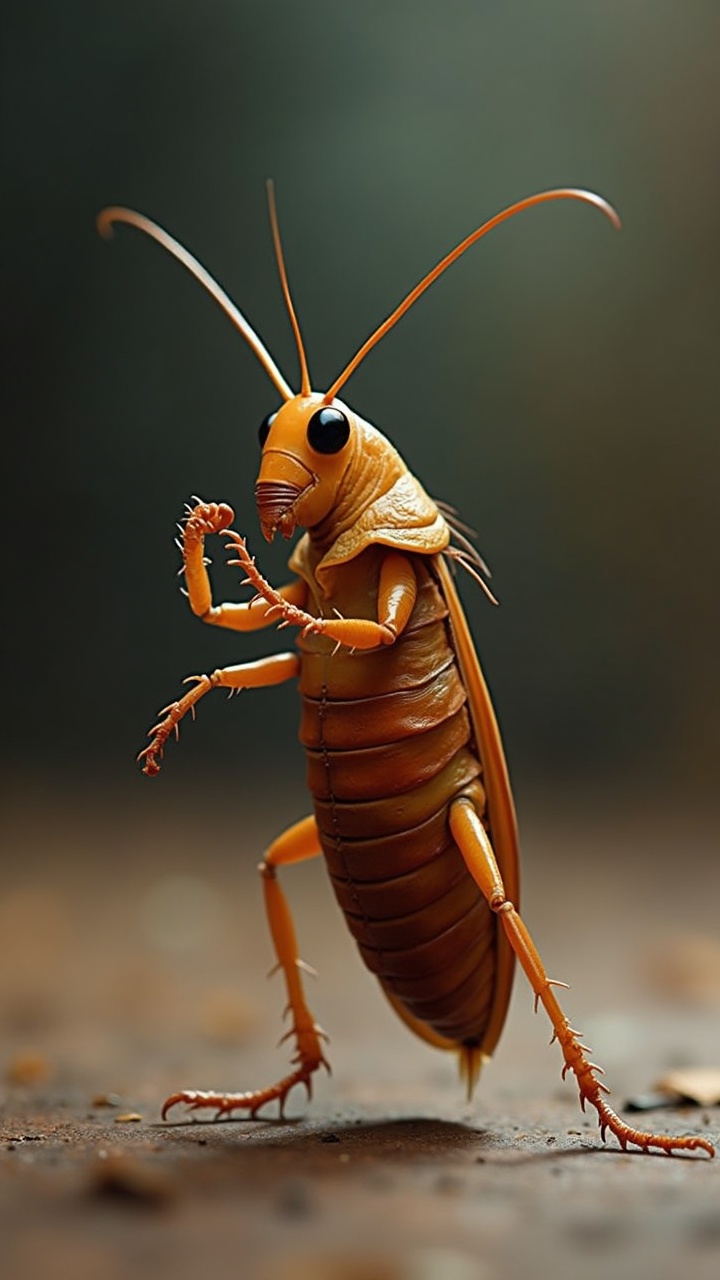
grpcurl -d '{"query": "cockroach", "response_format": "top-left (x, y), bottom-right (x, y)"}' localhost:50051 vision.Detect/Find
top-left (98, 187), bottom-right (715, 1157)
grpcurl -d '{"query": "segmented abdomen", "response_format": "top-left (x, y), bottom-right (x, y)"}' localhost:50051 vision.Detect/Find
top-left (298, 555), bottom-right (496, 1047)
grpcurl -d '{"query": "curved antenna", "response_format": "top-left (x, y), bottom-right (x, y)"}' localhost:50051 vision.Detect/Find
top-left (323, 188), bottom-right (621, 404)
top-left (97, 207), bottom-right (294, 401)
top-left (266, 181), bottom-right (311, 396)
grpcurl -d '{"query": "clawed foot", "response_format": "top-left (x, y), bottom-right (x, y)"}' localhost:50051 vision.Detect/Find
top-left (162, 1013), bottom-right (330, 1122)
top-left (560, 1024), bottom-right (715, 1157)
top-left (162, 1059), bottom-right (329, 1123)
top-left (589, 1094), bottom-right (715, 1158)
top-left (137, 675), bottom-right (212, 776)
top-left (182, 498), bottom-right (235, 546)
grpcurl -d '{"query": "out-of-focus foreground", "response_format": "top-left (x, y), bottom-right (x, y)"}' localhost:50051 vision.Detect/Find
top-left (1, 780), bottom-right (718, 1280)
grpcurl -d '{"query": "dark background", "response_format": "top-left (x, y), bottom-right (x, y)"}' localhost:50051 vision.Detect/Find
top-left (3, 1), bottom-right (719, 802)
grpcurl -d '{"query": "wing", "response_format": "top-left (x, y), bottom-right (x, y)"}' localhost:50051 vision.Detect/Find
top-left (435, 554), bottom-right (520, 1060)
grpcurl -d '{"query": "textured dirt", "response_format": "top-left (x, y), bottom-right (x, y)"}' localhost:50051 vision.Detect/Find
top-left (1, 779), bottom-right (718, 1280)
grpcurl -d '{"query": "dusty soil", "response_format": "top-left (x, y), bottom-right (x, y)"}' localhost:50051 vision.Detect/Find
top-left (1, 779), bottom-right (718, 1280)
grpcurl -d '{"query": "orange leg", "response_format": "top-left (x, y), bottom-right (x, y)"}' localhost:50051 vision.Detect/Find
top-left (162, 814), bottom-right (330, 1122)
top-left (450, 798), bottom-right (715, 1158)
top-left (139, 652), bottom-right (300, 775)
top-left (225, 532), bottom-right (417, 650)
top-left (180, 499), bottom-right (308, 631)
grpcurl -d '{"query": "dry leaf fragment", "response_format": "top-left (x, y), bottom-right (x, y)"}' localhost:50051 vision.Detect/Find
top-left (92, 1092), bottom-right (124, 1108)
top-left (654, 1066), bottom-right (720, 1107)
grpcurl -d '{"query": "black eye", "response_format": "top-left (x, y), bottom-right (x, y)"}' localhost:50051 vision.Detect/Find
top-left (306, 407), bottom-right (350, 455)
top-left (258, 411), bottom-right (277, 448)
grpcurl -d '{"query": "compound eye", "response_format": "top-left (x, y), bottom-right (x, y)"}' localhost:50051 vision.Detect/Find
top-left (306, 407), bottom-right (350, 455)
top-left (258, 411), bottom-right (277, 448)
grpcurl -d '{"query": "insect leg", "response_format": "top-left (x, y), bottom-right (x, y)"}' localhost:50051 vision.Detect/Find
top-left (449, 798), bottom-right (715, 1158)
top-left (139, 652), bottom-right (300, 775)
top-left (180, 501), bottom-right (308, 630)
top-left (162, 815), bottom-right (331, 1122)
top-left (227, 535), bottom-right (418, 649)
top-left (181, 499), bottom-right (235, 617)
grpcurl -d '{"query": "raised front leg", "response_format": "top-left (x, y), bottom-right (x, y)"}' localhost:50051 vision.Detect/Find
top-left (181, 498), bottom-right (236, 616)
top-left (449, 798), bottom-right (715, 1158)
top-left (181, 498), bottom-right (308, 630)
top-left (162, 814), bottom-right (329, 1121)
top-left (226, 532), bottom-right (417, 649)
top-left (139, 652), bottom-right (299, 775)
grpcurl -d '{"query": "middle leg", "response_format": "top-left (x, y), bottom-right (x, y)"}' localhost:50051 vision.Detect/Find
top-left (139, 651), bottom-right (300, 775)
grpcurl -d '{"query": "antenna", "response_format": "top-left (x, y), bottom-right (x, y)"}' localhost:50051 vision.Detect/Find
top-left (97, 207), bottom-right (294, 400)
top-left (323, 188), bottom-right (620, 403)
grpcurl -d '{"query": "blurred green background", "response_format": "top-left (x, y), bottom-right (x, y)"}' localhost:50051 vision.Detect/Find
top-left (3, 0), bottom-right (719, 804)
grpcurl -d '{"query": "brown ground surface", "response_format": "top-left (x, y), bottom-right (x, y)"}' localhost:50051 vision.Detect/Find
top-left (1, 778), bottom-right (719, 1280)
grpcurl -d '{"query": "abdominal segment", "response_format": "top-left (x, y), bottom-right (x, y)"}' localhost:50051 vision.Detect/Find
top-left (299, 557), bottom-right (497, 1047)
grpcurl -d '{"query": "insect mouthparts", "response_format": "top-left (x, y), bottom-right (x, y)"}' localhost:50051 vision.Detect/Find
top-left (255, 480), bottom-right (304, 541)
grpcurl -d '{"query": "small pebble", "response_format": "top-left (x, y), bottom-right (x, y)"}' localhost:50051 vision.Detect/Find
top-left (91, 1152), bottom-right (177, 1205)
top-left (5, 1052), bottom-right (52, 1085)
top-left (434, 1173), bottom-right (462, 1194)
top-left (275, 1178), bottom-right (313, 1218)
top-left (624, 1092), bottom-right (673, 1113)
top-left (688, 1211), bottom-right (720, 1248)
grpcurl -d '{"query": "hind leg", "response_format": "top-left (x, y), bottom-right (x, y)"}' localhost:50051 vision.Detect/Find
top-left (450, 798), bottom-right (714, 1157)
top-left (162, 814), bottom-right (330, 1121)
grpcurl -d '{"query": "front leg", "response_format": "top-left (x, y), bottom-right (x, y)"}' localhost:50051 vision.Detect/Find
top-left (227, 533), bottom-right (417, 650)
top-left (181, 500), bottom-right (307, 630)
top-left (181, 498), bottom-right (236, 617)
top-left (139, 653), bottom-right (299, 775)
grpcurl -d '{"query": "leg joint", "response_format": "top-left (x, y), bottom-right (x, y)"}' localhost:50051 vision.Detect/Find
top-left (258, 859), bottom-right (275, 881)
